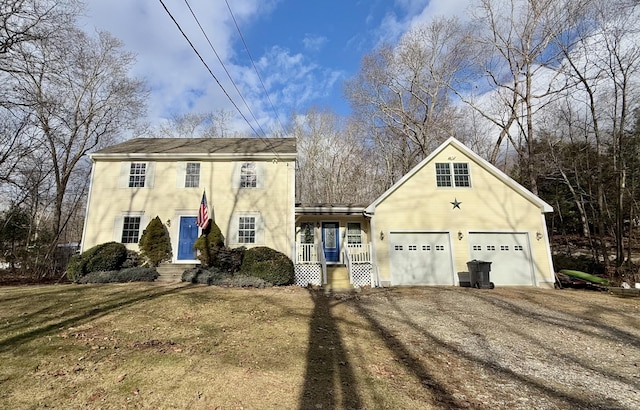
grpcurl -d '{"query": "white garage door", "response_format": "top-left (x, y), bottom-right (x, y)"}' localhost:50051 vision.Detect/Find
top-left (468, 232), bottom-right (534, 286)
top-left (389, 232), bottom-right (454, 285)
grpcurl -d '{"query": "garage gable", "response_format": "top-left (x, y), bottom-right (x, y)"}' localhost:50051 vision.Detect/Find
top-left (365, 137), bottom-right (552, 214)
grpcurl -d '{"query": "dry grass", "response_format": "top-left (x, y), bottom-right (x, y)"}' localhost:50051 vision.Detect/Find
top-left (0, 284), bottom-right (638, 409)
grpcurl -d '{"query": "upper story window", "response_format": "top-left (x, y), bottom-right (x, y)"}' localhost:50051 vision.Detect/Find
top-left (128, 163), bottom-right (146, 187)
top-left (185, 162), bottom-right (200, 188)
top-left (436, 162), bottom-right (471, 188)
top-left (347, 222), bottom-right (362, 244)
top-left (240, 162), bottom-right (257, 188)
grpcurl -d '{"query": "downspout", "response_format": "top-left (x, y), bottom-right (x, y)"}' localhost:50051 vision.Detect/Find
top-left (363, 209), bottom-right (381, 287)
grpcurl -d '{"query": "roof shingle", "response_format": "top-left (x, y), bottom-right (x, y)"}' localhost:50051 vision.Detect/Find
top-left (94, 137), bottom-right (296, 156)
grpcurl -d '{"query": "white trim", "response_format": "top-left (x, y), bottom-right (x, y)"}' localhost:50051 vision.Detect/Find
top-left (80, 159), bottom-right (97, 253)
top-left (365, 137), bottom-right (553, 214)
top-left (540, 213), bottom-right (555, 285)
top-left (289, 162), bottom-right (296, 261)
top-left (91, 152), bottom-right (296, 161)
top-left (295, 206), bottom-right (366, 215)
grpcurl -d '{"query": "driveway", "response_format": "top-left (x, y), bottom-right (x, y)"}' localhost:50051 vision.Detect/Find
top-left (337, 286), bottom-right (640, 409)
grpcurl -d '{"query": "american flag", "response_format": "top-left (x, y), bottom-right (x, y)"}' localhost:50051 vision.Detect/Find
top-left (196, 191), bottom-right (210, 230)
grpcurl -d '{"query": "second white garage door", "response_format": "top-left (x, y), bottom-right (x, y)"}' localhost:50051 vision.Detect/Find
top-left (389, 232), bottom-right (454, 285)
top-left (468, 232), bottom-right (534, 286)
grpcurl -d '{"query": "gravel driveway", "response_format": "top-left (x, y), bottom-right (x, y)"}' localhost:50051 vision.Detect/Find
top-left (347, 286), bottom-right (640, 409)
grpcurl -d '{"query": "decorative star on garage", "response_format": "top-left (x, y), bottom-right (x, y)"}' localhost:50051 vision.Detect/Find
top-left (451, 198), bottom-right (462, 209)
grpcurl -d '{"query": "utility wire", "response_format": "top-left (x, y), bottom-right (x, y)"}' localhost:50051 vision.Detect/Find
top-left (182, 0), bottom-right (271, 140)
top-left (224, 0), bottom-right (287, 136)
top-left (158, 0), bottom-right (263, 138)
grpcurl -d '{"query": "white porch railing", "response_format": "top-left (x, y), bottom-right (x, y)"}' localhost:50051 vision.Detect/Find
top-left (296, 243), bottom-right (318, 264)
top-left (295, 242), bottom-right (327, 285)
top-left (346, 243), bottom-right (372, 263)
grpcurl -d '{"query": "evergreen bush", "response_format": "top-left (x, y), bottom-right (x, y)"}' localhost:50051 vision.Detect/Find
top-left (181, 266), bottom-right (229, 285)
top-left (77, 267), bottom-right (158, 283)
top-left (240, 246), bottom-right (294, 286)
top-left (193, 220), bottom-right (225, 266)
top-left (139, 216), bottom-right (172, 266)
top-left (66, 242), bottom-right (127, 281)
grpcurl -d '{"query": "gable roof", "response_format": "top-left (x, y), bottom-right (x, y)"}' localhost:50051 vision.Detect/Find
top-left (91, 137), bottom-right (296, 160)
top-left (365, 137), bottom-right (553, 214)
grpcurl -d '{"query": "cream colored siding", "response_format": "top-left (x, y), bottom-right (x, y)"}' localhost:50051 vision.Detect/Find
top-left (371, 144), bottom-right (554, 287)
top-left (82, 158), bottom-right (295, 259)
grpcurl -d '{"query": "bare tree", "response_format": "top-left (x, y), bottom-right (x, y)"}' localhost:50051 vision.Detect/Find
top-left (152, 110), bottom-right (235, 138)
top-left (552, 0), bottom-right (640, 267)
top-left (293, 108), bottom-right (377, 204)
top-left (346, 16), bottom-right (470, 186)
top-left (0, 0), bottom-right (80, 55)
top-left (460, 0), bottom-right (593, 194)
top-left (7, 28), bottom-right (147, 272)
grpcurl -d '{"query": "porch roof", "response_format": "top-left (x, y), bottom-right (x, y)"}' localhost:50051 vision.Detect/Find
top-left (295, 203), bottom-right (367, 215)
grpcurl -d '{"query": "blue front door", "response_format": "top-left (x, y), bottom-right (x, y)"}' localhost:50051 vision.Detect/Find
top-left (322, 222), bottom-right (340, 262)
top-left (178, 216), bottom-right (198, 260)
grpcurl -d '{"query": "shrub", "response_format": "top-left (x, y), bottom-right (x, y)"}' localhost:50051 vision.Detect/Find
top-left (240, 246), bottom-right (294, 286)
top-left (193, 220), bottom-right (225, 266)
top-left (214, 246), bottom-right (245, 273)
top-left (181, 266), bottom-right (229, 285)
top-left (66, 242), bottom-right (127, 281)
top-left (121, 250), bottom-right (142, 269)
top-left (224, 274), bottom-right (271, 288)
top-left (84, 242), bottom-right (128, 273)
top-left (180, 267), bottom-right (270, 288)
top-left (139, 216), bottom-right (172, 267)
top-left (77, 267), bottom-right (158, 284)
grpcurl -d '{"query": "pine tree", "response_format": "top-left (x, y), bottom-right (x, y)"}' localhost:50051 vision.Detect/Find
top-left (139, 216), bottom-right (172, 267)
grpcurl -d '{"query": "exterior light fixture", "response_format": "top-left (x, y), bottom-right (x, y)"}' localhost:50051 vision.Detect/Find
top-left (458, 231), bottom-right (463, 240)
top-left (536, 231), bottom-right (543, 241)
top-left (380, 231), bottom-right (384, 240)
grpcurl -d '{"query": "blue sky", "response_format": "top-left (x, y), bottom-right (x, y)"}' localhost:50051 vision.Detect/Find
top-left (82, 0), bottom-right (470, 135)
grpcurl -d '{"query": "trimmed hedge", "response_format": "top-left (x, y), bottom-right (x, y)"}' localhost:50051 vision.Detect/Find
top-left (66, 242), bottom-right (128, 282)
top-left (181, 267), bottom-right (270, 288)
top-left (239, 246), bottom-right (294, 286)
top-left (77, 267), bottom-right (158, 284)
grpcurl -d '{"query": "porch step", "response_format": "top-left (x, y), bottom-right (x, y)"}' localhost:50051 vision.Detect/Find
top-left (325, 266), bottom-right (353, 292)
top-left (156, 263), bottom-right (197, 283)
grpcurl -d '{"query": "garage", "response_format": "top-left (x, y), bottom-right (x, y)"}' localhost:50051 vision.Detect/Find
top-left (468, 232), bottom-right (534, 286)
top-left (389, 232), bottom-right (454, 285)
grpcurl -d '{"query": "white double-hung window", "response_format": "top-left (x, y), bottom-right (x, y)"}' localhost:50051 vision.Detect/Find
top-left (240, 162), bottom-right (257, 188)
top-left (128, 163), bottom-right (146, 187)
top-left (185, 162), bottom-right (200, 188)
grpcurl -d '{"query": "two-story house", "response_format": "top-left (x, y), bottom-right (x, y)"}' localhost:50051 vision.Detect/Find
top-left (81, 138), bottom-right (296, 264)
top-left (81, 137), bottom-right (556, 288)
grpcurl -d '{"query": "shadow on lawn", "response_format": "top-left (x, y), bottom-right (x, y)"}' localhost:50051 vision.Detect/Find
top-left (299, 289), bottom-right (362, 410)
top-left (0, 284), bottom-right (188, 353)
top-left (354, 288), bottom-right (630, 409)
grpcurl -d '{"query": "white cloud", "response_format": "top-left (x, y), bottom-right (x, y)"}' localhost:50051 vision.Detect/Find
top-left (302, 34), bottom-right (328, 52)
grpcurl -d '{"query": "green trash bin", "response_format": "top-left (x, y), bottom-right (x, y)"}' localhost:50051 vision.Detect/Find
top-left (466, 260), bottom-right (495, 289)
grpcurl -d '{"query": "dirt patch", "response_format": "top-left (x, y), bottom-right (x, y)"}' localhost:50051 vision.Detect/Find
top-left (0, 284), bottom-right (638, 409)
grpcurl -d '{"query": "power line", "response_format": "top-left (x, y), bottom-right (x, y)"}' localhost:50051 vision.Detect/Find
top-left (157, 0), bottom-right (263, 138)
top-left (224, 0), bottom-right (287, 136)
top-left (182, 0), bottom-right (271, 139)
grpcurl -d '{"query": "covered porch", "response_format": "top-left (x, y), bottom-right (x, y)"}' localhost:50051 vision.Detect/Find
top-left (293, 205), bottom-right (375, 289)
